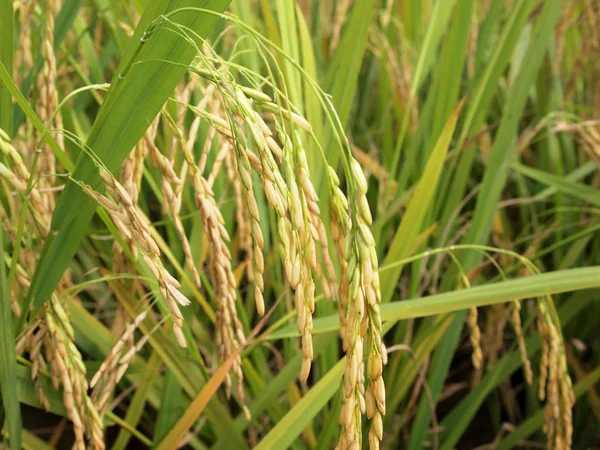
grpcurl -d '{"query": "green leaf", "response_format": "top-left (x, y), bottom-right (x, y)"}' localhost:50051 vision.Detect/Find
top-left (254, 359), bottom-right (344, 450)
top-left (0, 0), bottom-right (13, 135)
top-left (459, 0), bottom-right (563, 270)
top-left (268, 266), bottom-right (600, 339)
top-left (0, 221), bottom-right (21, 449)
top-left (512, 162), bottom-right (600, 207)
top-left (388, 0), bottom-right (457, 181)
top-left (296, 3), bottom-right (323, 173)
top-left (380, 100), bottom-right (464, 304)
top-left (28, 0), bottom-right (232, 310)
top-left (317, 0), bottom-right (376, 188)
top-left (154, 369), bottom-right (183, 445)
top-left (436, 0), bottom-right (535, 232)
top-left (276, 0), bottom-right (303, 113)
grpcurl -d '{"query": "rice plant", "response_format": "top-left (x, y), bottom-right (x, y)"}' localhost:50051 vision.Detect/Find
top-left (1, 1), bottom-right (599, 449)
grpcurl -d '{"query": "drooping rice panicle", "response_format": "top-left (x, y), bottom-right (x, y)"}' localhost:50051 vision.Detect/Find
top-left (468, 306), bottom-right (484, 384)
top-left (80, 168), bottom-right (191, 347)
top-left (537, 301), bottom-right (575, 449)
top-left (192, 169), bottom-right (249, 418)
top-left (511, 301), bottom-right (534, 385)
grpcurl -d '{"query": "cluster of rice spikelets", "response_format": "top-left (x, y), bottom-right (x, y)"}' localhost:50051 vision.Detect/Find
top-left (90, 312), bottom-right (150, 417)
top-left (17, 298), bottom-right (105, 449)
top-left (1, 129), bottom-right (107, 449)
top-left (36, 0), bottom-right (63, 221)
top-left (471, 291), bottom-right (572, 448)
top-left (13, 0), bottom-right (35, 87)
top-left (537, 301), bottom-right (575, 449)
top-left (482, 303), bottom-right (511, 370)
top-left (79, 167), bottom-right (191, 347)
top-left (159, 84), bottom-right (204, 289)
top-left (112, 140), bottom-right (147, 275)
top-left (467, 306), bottom-right (484, 384)
top-left (4, 16), bottom-right (384, 446)
top-left (192, 168), bottom-right (249, 418)
top-left (476, 265), bottom-right (533, 385)
top-left (0, 131), bottom-right (48, 230)
top-left (511, 301), bottom-right (533, 385)
top-left (185, 63), bottom-right (339, 383)
top-left (165, 82), bottom-right (253, 410)
top-left (330, 159), bottom-right (385, 450)
top-left (477, 305), bottom-right (528, 385)
top-left (464, 256), bottom-right (571, 449)
top-left (0, 8), bottom-right (591, 450)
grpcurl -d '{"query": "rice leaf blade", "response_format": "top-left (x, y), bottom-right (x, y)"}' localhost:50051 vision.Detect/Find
top-left (0, 222), bottom-right (21, 450)
top-left (512, 163), bottom-right (600, 207)
top-left (28, 0), bottom-right (232, 309)
top-left (380, 100), bottom-right (464, 304)
top-left (0, 0), bottom-right (13, 135)
top-left (459, 0), bottom-right (563, 269)
top-left (254, 359), bottom-right (344, 450)
top-left (268, 266), bottom-right (600, 339)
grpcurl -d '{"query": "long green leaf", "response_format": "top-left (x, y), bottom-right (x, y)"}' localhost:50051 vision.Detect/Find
top-left (388, 0), bottom-right (457, 181)
top-left (513, 162), bottom-right (600, 207)
top-left (154, 369), bottom-right (184, 445)
top-left (29, 0), bottom-right (232, 309)
top-left (0, 0), bottom-right (13, 135)
top-left (380, 100), bottom-right (464, 303)
top-left (0, 221), bottom-right (21, 449)
top-left (436, 0), bottom-right (535, 232)
top-left (459, 0), bottom-right (562, 269)
top-left (254, 359), bottom-right (344, 450)
top-left (268, 266), bottom-right (600, 339)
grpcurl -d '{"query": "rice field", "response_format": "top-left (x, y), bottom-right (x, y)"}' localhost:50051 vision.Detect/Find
top-left (1, 1), bottom-right (599, 449)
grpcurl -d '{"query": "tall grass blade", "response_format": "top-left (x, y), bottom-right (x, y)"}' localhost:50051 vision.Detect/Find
top-left (28, 0), bottom-right (232, 309)
top-left (317, 0), bottom-right (376, 187)
top-left (380, 100), bottom-right (464, 303)
top-left (254, 359), bottom-right (344, 450)
top-left (0, 222), bottom-right (21, 449)
top-left (269, 266), bottom-right (600, 339)
top-left (0, 0), bottom-right (13, 135)
top-left (513, 163), bottom-right (600, 207)
top-left (459, 0), bottom-right (562, 267)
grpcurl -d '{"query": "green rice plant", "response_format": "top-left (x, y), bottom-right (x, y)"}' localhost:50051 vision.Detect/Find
top-left (1, 1), bottom-right (599, 449)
